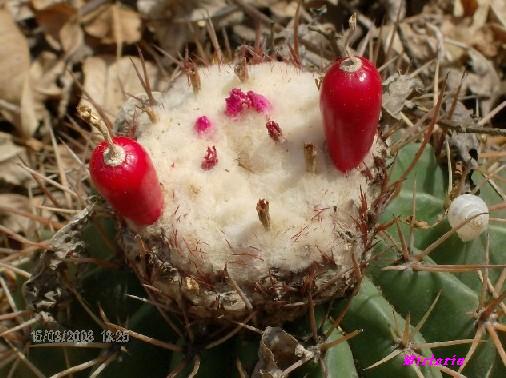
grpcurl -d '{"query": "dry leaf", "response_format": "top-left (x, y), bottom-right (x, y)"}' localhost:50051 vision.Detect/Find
top-left (0, 132), bottom-right (31, 185)
top-left (31, 52), bottom-right (73, 119)
top-left (253, 327), bottom-right (314, 378)
top-left (31, 0), bottom-right (79, 10)
top-left (138, 0), bottom-right (230, 55)
top-left (460, 0), bottom-right (479, 17)
top-left (270, 1), bottom-right (299, 19)
top-left (79, 56), bottom-right (162, 121)
top-left (381, 23), bottom-right (437, 63)
top-left (83, 3), bottom-right (141, 45)
top-left (33, 2), bottom-right (76, 48)
top-left (6, 0), bottom-right (34, 21)
top-left (491, 0), bottom-right (506, 28)
top-left (382, 73), bottom-right (423, 119)
top-left (0, 9), bottom-right (36, 137)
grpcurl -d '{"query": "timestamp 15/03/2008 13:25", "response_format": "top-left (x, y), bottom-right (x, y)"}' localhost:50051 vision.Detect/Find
top-left (31, 329), bottom-right (130, 344)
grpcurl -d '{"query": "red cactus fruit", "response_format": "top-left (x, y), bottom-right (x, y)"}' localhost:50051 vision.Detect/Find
top-left (89, 136), bottom-right (164, 226)
top-left (320, 56), bottom-right (382, 173)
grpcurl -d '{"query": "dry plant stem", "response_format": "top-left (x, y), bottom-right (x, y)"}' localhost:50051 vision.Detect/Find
top-left (49, 356), bottom-right (106, 378)
top-left (383, 263), bottom-right (506, 272)
top-left (365, 349), bottom-right (402, 370)
top-left (292, 0), bottom-right (302, 66)
top-left (307, 284), bottom-right (318, 342)
top-left (413, 211), bottom-right (486, 261)
top-left (458, 325), bottom-right (485, 373)
top-left (188, 355), bottom-right (201, 378)
top-left (204, 312), bottom-right (256, 350)
top-left (324, 280), bottom-right (363, 339)
top-left (390, 81), bottom-right (446, 189)
top-left (4, 339), bottom-right (44, 378)
top-left (167, 358), bottom-right (188, 378)
top-left (447, 70), bottom-right (466, 120)
top-left (0, 310), bottom-right (30, 321)
top-left (89, 350), bottom-right (119, 378)
top-left (480, 233), bottom-right (490, 309)
top-left (63, 276), bottom-right (106, 330)
top-left (71, 73), bottom-right (114, 133)
top-left (226, 270), bottom-right (253, 310)
top-left (416, 339), bottom-right (476, 349)
top-left (485, 323), bottom-right (506, 365)
top-left (206, 19), bottom-right (222, 63)
top-left (478, 100), bottom-right (506, 127)
top-left (395, 218), bottom-right (410, 261)
top-left (345, 13), bottom-right (357, 58)
top-left (320, 329), bottom-right (362, 352)
top-left (18, 163), bottom-right (78, 198)
top-left (0, 316), bottom-right (40, 337)
top-left (415, 291), bottom-right (441, 332)
top-left (46, 118), bottom-right (72, 208)
top-left (28, 170), bottom-right (61, 208)
top-left (230, 0), bottom-right (283, 33)
top-left (104, 321), bottom-right (182, 352)
top-left (0, 225), bottom-right (49, 249)
top-left (236, 359), bottom-right (247, 378)
top-left (0, 206), bottom-right (62, 229)
top-left (413, 109), bottom-right (506, 137)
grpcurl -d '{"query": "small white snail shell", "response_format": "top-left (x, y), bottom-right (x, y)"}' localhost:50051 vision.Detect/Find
top-left (448, 194), bottom-right (489, 242)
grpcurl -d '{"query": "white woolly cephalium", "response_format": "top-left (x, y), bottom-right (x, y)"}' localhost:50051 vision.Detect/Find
top-left (115, 62), bottom-right (387, 320)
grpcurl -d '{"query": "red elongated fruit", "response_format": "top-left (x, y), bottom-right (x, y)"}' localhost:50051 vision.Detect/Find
top-left (320, 56), bottom-right (382, 173)
top-left (89, 136), bottom-right (164, 226)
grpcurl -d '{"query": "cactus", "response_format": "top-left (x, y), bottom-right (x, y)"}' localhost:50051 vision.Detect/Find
top-left (1, 16), bottom-right (505, 378)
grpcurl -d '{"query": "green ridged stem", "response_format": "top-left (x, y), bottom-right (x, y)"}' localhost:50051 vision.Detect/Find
top-left (334, 277), bottom-right (442, 378)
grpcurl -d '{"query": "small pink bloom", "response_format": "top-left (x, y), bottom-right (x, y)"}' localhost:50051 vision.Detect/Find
top-left (247, 91), bottom-right (271, 113)
top-left (225, 88), bottom-right (251, 117)
top-left (201, 146), bottom-right (218, 170)
top-left (194, 116), bottom-right (213, 135)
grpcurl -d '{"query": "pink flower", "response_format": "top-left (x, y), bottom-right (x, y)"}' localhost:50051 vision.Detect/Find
top-left (224, 88), bottom-right (271, 117)
top-left (225, 89), bottom-right (251, 117)
top-left (194, 116), bottom-right (213, 135)
top-left (247, 91), bottom-right (271, 113)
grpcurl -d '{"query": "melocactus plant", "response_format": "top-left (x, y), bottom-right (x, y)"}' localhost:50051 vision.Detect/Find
top-left (103, 60), bottom-right (388, 322)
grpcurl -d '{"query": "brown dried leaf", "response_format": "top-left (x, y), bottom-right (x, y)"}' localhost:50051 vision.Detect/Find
top-left (252, 327), bottom-right (314, 378)
top-left (270, 0), bottom-right (299, 19)
top-left (381, 23), bottom-right (436, 63)
top-left (33, 2), bottom-right (76, 49)
top-left (31, 0), bottom-right (76, 10)
top-left (139, 0), bottom-right (232, 55)
top-left (491, 0), bottom-right (506, 28)
top-left (23, 205), bottom-right (94, 313)
top-left (79, 56), bottom-right (161, 121)
top-left (83, 3), bottom-right (141, 45)
top-left (6, 0), bottom-right (33, 21)
top-left (382, 73), bottom-right (423, 119)
top-left (0, 9), bottom-right (35, 137)
top-left (460, 0), bottom-right (479, 17)
top-left (0, 132), bottom-right (31, 185)
top-left (31, 52), bottom-right (72, 119)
